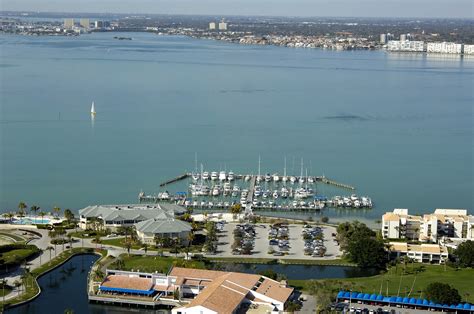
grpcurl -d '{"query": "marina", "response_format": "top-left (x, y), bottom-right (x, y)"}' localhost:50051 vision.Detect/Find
top-left (138, 167), bottom-right (372, 212)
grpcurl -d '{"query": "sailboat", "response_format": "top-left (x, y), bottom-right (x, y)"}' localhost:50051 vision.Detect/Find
top-left (90, 101), bottom-right (96, 116)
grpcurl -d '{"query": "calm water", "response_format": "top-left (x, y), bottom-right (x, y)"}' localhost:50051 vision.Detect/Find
top-left (210, 262), bottom-right (378, 280)
top-left (1, 32), bottom-right (473, 222)
top-left (6, 254), bottom-right (376, 313)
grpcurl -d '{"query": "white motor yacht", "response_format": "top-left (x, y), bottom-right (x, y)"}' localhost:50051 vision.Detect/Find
top-left (308, 176), bottom-right (314, 183)
top-left (273, 174), bottom-right (280, 182)
top-left (211, 171), bottom-right (218, 180)
top-left (228, 171), bottom-right (235, 181)
top-left (192, 173), bottom-right (200, 181)
top-left (265, 174), bottom-right (271, 182)
top-left (244, 175), bottom-right (251, 181)
top-left (290, 176), bottom-right (296, 184)
top-left (202, 172), bottom-right (210, 180)
top-left (272, 190), bottom-right (279, 199)
top-left (219, 171), bottom-right (227, 181)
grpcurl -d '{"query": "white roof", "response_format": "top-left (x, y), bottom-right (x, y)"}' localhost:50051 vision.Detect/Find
top-left (79, 204), bottom-right (185, 223)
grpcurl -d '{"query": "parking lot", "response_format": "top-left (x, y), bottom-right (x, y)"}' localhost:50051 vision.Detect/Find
top-left (213, 222), bottom-right (342, 260)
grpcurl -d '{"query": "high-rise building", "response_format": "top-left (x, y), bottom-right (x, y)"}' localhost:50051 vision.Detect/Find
top-left (80, 18), bottom-right (90, 29)
top-left (64, 18), bottom-right (74, 29)
top-left (218, 19), bottom-right (227, 31)
top-left (209, 22), bottom-right (216, 30)
top-left (382, 208), bottom-right (473, 242)
top-left (400, 34), bottom-right (407, 41)
top-left (94, 21), bottom-right (103, 29)
top-left (380, 34), bottom-right (387, 44)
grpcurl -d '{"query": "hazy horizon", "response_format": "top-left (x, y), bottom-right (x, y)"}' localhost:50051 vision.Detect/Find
top-left (1, 0), bottom-right (473, 19)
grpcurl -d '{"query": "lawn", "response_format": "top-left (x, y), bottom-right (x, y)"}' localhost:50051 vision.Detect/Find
top-left (110, 254), bottom-right (206, 273)
top-left (0, 232), bottom-right (25, 242)
top-left (0, 244), bottom-right (40, 269)
top-left (289, 265), bottom-right (474, 303)
top-left (100, 238), bottom-right (153, 251)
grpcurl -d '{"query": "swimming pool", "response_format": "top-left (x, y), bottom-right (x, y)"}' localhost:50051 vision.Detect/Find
top-left (12, 217), bottom-right (51, 225)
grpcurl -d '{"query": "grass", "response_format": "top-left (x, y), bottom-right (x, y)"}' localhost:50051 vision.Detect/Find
top-left (100, 238), bottom-right (156, 251)
top-left (0, 286), bottom-right (13, 297)
top-left (110, 254), bottom-right (206, 273)
top-left (0, 244), bottom-right (40, 269)
top-left (0, 232), bottom-right (25, 242)
top-left (288, 265), bottom-right (474, 303)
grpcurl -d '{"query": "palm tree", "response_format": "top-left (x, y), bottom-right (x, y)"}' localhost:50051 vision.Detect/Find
top-left (13, 280), bottom-right (21, 296)
top-left (94, 235), bottom-right (102, 249)
top-left (125, 241), bottom-right (132, 256)
top-left (154, 234), bottom-right (163, 248)
top-left (67, 234), bottom-right (73, 249)
top-left (38, 248), bottom-right (44, 265)
top-left (45, 246), bottom-right (54, 262)
top-left (142, 243), bottom-right (148, 255)
top-left (53, 206), bottom-right (61, 218)
top-left (18, 202), bottom-right (27, 218)
top-left (30, 205), bottom-right (40, 220)
top-left (38, 211), bottom-right (46, 224)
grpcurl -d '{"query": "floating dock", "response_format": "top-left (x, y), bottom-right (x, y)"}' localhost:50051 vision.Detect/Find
top-left (139, 170), bottom-right (371, 211)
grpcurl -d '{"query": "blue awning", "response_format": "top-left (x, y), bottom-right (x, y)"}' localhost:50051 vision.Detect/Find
top-left (463, 304), bottom-right (471, 310)
top-left (337, 291), bottom-right (345, 298)
top-left (370, 294), bottom-right (377, 300)
top-left (396, 297), bottom-right (403, 303)
top-left (99, 286), bottom-right (154, 296)
top-left (376, 295), bottom-right (384, 301)
top-left (402, 297), bottom-right (409, 304)
top-left (357, 293), bottom-right (364, 299)
top-left (409, 298), bottom-right (417, 304)
top-left (344, 292), bottom-right (350, 298)
top-left (416, 299), bottom-right (423, 305)
top-left (363, 293), bottom-right (371, 300)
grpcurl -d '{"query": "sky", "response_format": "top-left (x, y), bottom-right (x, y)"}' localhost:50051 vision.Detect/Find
top-left (1, 0), bottom-right (473, 18)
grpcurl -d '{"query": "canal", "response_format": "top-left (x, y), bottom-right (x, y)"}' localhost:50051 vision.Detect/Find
top-left (7, 254), bottom-right (377, 313)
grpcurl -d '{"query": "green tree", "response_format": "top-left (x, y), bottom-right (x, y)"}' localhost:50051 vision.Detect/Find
top-left (425, 282), bottom-right (461, 305)
top-left (53, 206), bottom-right (61, 217)
top-left (38, 211), bottom-right (46, 223)
top-left (64, 209), bottom-right (75, 223)
top-left (18, 202), bottom-right (27, 217)
top-left (45, 246), bottom-right (54, 262)
top-left (30, 205), bottom-right (40, 219)
top-left (125, 241), bottom-right (132, 256)
top-left (453, 240), bottom-right (474, 267)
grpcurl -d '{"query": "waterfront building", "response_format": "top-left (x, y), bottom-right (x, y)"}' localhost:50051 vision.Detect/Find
top-left (218, 19), bottom-right (227, 31)
top-left (94, 21), bottom-right (103, 28)
top-left (400, 34), bottom-right (407, 41)
top-left (79, 18), bottom-right (90, 29)
top-left (463, 44), bottom-right (474, 54)
top-left (135, 217), bottom-right (192, 245)
top-left (97, 267), bottom-right (295, 313)
top-left (380, 34), bottom-right (387, 44)
top-left (64, 18), bottom-right (74, 29)
top-left (426, 42), bottom-right (462, 54)
top-left (381, 209), bottom-right (421, 240)
top-left (78, 203), bottom-right (186, 231)
top-left (209, 22), bottom-right (216, 30)
top-left (382, 208), bottom-right (473, 242)
top-left (387, 40), bottom-right (424, 52)
top-left (388, 242), bottom-right (448, 264)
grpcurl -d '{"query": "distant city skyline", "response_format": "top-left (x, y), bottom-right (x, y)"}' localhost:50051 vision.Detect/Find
top-left (1, 0), bottom-right (473, 18)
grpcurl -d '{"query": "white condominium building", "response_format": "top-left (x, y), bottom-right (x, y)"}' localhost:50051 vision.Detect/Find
top-left (463, 44), bottom-right (474, 55)
top-left (426, 42), bottom-right (462, 54)
top-left (382, 208), bottom-right (473, 242)
top-left (388, 242), bottom-right (448, 264)
top-left (387, 40), bottom-right (424, 52)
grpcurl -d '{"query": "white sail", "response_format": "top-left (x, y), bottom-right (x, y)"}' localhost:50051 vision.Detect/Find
top-left (91, 101), bottom-right (96, 115)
